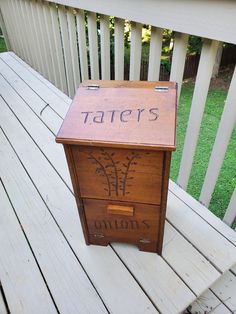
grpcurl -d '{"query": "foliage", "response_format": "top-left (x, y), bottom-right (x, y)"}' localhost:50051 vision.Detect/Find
top-left (0, 37), bottom-right (7, 53)
top-left (160, 58), bottom-right (171, 73)
top-left (187, 35), bottom-right (202, 54)
top-left (162, 29), bottom-right (174, 54)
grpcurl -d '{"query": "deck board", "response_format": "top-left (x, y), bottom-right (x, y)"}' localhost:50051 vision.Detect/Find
top-left (0, 51), bottom-right (236, 314)
top-left (0, 56), bottom-right (222, 295)
top-left (0, 57), bottom-right (62, 134)
top-left (169, 181), bottom-right (236, 246)
top-left (211, 271), bottom-right (236, 312)
top-left (167, 192), bottom-right (236, 272)
top-left (0, 70), bottom-right (71, 189)
top-left (0, 61), bottom-right (206, 311)
top-left (0, 53), bottom-right (69, 117)
top-left (0, 182), bottom-right (57, 314)
top-left (0, 288), bottom-right (8, 314)
top-left (188, 289), bottom-right (232, 314)
top-left (9, 52), bottom-right (71, 105)
top-left (0, 66), bottom-right (193, 313)
top-left (231, 264), bottom-right (236, 275)
top-left (0, 129), bottom-right (108, 314)
top-left (0, 60), bottom-right (160, 313)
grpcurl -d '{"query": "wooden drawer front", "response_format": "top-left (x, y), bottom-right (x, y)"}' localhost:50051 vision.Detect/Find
top-left (72, 146), bottom-right (163, 205)
top-left (84, 199), bottom-right (161, 252)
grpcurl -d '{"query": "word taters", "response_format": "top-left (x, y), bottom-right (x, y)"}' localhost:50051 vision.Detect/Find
top-left (81, 108), bottom-right (159, 124)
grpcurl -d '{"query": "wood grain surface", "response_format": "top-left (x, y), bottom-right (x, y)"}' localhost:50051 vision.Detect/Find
top-left (84, 198), bottom-right (161, 252)
top-left (72, 146), bottom-right (163, 204)
top-left (56, 80), bottom-right (177, 151)
top-left (56, 80), bottom-right (177, 253)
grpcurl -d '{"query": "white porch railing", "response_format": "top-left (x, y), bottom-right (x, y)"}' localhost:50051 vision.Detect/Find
top-left (0, 0), bottom-right (235, 227)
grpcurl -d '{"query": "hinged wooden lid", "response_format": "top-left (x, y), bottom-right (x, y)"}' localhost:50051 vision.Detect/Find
top-left (56, 80), bottom-right (177, 151)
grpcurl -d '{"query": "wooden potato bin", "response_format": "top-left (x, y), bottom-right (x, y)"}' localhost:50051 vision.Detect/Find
top-left (56, 80), bottom-right (177, 254)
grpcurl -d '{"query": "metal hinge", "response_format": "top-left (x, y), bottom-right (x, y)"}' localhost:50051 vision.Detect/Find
top-left (91, 233), bottom-right (105, 238)
top-left (139, 239), bottom-right (151, 244)
top-left (155, 86), bottom-right (169, 92)
top-left (85, 84), bottom-right (100, 90)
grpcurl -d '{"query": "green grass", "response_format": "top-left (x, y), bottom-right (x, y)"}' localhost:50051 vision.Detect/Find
top-left (0, 37), bottom-right (7, 53)
top-left (170, 81), bottom-right (236, 219)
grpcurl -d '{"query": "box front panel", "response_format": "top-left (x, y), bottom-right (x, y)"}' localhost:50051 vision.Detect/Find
top-left (72, 146), bottom-right (163, 205)
top-left (84, 198), bottom-right (160, 252)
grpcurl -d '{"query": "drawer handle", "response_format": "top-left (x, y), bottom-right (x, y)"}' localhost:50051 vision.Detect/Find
top-left (107, 204), bottom-right (134, 216)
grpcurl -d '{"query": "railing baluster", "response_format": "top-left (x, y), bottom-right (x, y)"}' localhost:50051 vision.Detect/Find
top-left (114, 18), bottom-right (124, 80)
top-left (29, 0), bottom-right (45, 75)
top-left (25, 0), bottom-right (40, 72)
top-left (49, 3), bottom-right (68, 94)
top-left (100, 14), bottom-right (110, 80)
top-left (67, 8), bottom-right (81, 89)
top-left (42, 2), bottom-right (58, 86)
top-left (9, 0), bottom-right (25, 60)
top-left (200, 65), bottom-right (236, 206)
top-left (87, 11), bottom-right (99, 80)
top-left (38, 0), bottom-right (55, 82)
top-left (0, 6), bottom-right (11, 50)
top-left (170, 32), bottom-right (189, 100)
top-left (41, 2), bottom-right (57, 84)
top-left (0, 1), bottom-right (15, 51)
top-left (129, 21), bottom-right (142, 80)
top-left (58, 5), bottom-right (75, 97)
top-left (177, 39), bottom-right (219, 190)
top-left (35, 0), bottom-right (51, 80)
top-left (18, 0), bottom-right (33, 65)
top-left (223, 188), bottom-right (236, 227)
top-left (76, 9), bottom-right (88, 81)
top-left (148, 27), bottom-right (163, 81)
top-left (11, 0), bottom-right (25, 58)
top-left (22, 0), bottom-right (39, 71)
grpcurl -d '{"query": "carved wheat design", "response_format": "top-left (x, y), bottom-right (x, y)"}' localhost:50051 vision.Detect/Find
top-left (88, 149), bottom-right (139, 197)
top-left (121, 153), bottom-right (139, 196)
top-left (88, 152), bottom-right (112, 196)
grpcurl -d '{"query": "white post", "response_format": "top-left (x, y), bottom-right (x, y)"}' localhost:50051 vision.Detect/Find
top-left (42, 1), bottom-right (59, 86)
top-left (58, 5), bottom-right (75, 97)
top-left (170, 32), bottom-right (189, 101)
top-left (67, 8), bottom-right (81, 89)
top-left (29, 0), bottom-right (45, 75)
top-left (129, 21), bottom-right (142, 80)
top-left (87, 11), bottom-right (99, 80)
top-left (50, 3), bottom-right (68, 93)
top-left (212, 42), bottom-right (223, 78)
top-left (100, 14), bottom-right (110, 80)
top-left (148, 27), bottom-right (163, 81)
top-left (200, 65), bottom-right (236, 206)
top-left (223, 188), bottom-right (236, 227)
top-left (76, 9), bottom-right (89, 81)
top-left (177, 39), bottom-right (219, 190)
top-left (114, 18), bottom-right (124, 80)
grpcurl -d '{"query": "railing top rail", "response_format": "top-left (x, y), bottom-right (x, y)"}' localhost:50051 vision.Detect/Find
top-left (44, 0), bottom-right (236, 44)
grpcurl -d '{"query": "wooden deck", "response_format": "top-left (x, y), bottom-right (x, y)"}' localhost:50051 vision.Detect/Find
top-left (0, 51), bottom-right (235, 314)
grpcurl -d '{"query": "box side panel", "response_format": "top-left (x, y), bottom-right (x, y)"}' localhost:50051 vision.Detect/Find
top-left (63, 144), bottom-right (90, 244)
